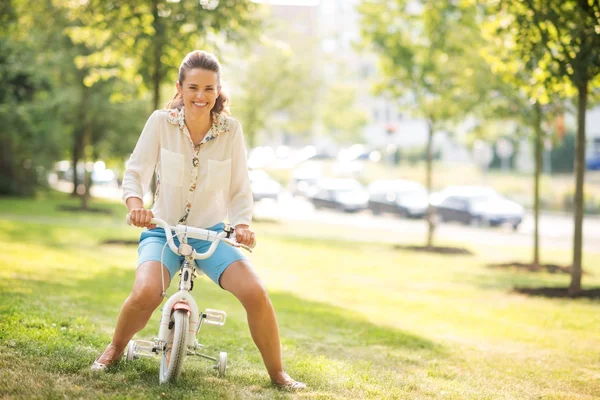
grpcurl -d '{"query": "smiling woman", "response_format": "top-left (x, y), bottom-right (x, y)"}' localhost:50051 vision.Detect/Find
top-left (91, 50), bottom-right (306, 390)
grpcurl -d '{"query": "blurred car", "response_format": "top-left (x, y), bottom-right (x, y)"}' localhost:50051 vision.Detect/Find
top-left (587, 155), bottom-right (600, 170)
top-left (431, 186), bottom-right (524, 230)
top-left (249, 169), bottom-right (282, 201)
top-left (367, 179), bottom-right (428, 218)
top-left (289, 165), bottom-right (321, 197)
top-left (308, 178), bottom-right (369, 212)
top-left (56, 160), bottom-right (117, 186)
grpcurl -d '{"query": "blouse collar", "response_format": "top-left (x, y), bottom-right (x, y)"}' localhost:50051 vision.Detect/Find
top-left (166, 107), bottom-right (229, 141)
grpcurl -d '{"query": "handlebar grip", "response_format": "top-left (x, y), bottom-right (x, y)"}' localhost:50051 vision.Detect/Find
top-left (126, 214), bottom-right (132, 226)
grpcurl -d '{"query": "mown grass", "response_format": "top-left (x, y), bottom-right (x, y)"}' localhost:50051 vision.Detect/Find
top-left (1, 192), bottom-right (599, 399)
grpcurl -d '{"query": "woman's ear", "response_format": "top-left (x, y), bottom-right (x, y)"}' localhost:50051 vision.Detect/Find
top-left (175, 81), bottom-right (182, 95)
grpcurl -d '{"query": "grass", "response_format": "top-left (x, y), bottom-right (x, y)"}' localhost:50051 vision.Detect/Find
top-left (1, 192), bottom-right (600, 399)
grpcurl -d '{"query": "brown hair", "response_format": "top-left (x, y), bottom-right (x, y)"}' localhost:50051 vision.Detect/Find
top-left (165, 50), bottom-right (230, 115)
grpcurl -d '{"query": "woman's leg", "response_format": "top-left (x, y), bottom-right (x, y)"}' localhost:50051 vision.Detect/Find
top-left (94, 261), bottom-right (170, 364)
top-left (219, 260), bottom-right (303, 387)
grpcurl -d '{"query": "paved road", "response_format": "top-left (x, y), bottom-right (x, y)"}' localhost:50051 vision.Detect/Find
top-left (254, 193), bottom-right (600, 252)
top-left (52, 180), bottom-right (599, 252)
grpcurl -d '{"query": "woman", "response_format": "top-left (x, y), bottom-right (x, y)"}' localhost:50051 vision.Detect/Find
top-left (91, 50), bottom-right (306, 391)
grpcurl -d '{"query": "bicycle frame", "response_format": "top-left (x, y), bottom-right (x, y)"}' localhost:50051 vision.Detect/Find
top-left (126, 216), bottom-right (251, 348)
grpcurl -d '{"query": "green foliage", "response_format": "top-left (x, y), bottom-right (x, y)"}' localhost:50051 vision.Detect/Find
top-left (230, 34), bottom-right (319, 148)
top-left (1, 0), bottom-right (264, 197)
top-left (0, 5), bottom-right (68, 195)
top-left (66, 0), bottom-right (263, 108)
top-left (321, 83), bottom-right (369, 144)
top-left (358, 1), bottom-right (487, 125)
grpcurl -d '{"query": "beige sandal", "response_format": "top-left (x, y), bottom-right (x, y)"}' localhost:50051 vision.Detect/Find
top-left (273, 379), bottom-right (307, 391)
top-left (90, 344), bottom-right (124, 371)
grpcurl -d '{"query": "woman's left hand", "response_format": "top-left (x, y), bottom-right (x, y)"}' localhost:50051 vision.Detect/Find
top-left (234, 225), bottom-right (256, 247)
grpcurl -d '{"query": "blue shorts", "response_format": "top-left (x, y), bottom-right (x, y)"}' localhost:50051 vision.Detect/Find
top-left (137, 222), bottom-right (247, 287)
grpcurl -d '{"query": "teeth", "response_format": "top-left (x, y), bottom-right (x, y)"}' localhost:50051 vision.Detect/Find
top-left (193, 102), bottom-right (207, 106)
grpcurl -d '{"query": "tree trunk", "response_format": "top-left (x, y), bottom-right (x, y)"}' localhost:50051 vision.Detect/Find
top-left (148, 0), bottom-right (164, 200)
top-left (425, 119), bottom-right (435, 248)
top-left (569, 80), bottom-right (587, 294)
top-left (80, 90), bottom-right (92, 210)
top-left (532, 103), bottom-right (542, 267)
top-left (71, 130), bottom-right (84, 197)
top-left (152, 0), bottom-right (163, 112)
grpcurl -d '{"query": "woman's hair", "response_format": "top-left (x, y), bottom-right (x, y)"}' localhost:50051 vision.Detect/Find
top-left (165, 50), bottom-right (230, 115)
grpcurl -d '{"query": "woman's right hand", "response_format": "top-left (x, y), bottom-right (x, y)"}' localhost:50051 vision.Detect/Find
top-left (129, 208), bottom-right (156, 229)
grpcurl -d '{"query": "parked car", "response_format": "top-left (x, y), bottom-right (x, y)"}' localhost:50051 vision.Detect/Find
top-left (587, 155), bottom-right (600, 170)
top-left (367, 179), bottom-right (428, 218)
top-left (308, 178), bottom-right (369, 212)
top-left (289, 165), bottom-right (321, 197)
top-left (431, 186), bottom-right (524, 230)
top-left (249, 169), bottom-right (282, 201)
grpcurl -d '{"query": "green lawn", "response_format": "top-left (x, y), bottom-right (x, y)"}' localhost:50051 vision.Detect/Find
top-left (1, 193), bottom-right (599, 399)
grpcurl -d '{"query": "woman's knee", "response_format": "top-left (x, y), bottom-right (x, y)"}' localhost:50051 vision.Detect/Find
top-left (128, 284), bottom-right (163, 311)
top-left (240, 281), bottom-right (272, 311)
top-left (128, 261), bottom-right (169, 310)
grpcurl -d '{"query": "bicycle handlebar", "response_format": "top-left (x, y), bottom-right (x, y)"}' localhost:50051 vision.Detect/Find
top-left (126, 214), bottom-right (255, 259)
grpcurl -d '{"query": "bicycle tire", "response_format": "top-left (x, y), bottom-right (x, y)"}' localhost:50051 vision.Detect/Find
top-left (159, 309), bottom-right (189, 384)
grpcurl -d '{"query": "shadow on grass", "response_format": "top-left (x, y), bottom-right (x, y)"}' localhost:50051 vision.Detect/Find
top-left (513, 286), bottom-right (600, 299)
top-left (487, 261), bottom-right (590, 276)
top-left (56, 205), bottom-right (114, 214)
top-left (394, 244), bottom-right (473, 255)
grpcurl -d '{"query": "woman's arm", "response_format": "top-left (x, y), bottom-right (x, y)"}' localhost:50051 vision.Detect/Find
top-left (228, 121), bottom-right (254, 228)
top-left (121, 111), bottom-right (161, 206)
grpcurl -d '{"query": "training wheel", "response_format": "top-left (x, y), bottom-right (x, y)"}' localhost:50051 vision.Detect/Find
top-left (217, 351), bottom-right (227, 376)
top-left (126, 340), bottom-right (137, 361)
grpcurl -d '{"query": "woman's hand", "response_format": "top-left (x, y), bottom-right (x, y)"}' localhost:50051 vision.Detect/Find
top-left (234, 225), bottom-right (256, 247)
top-left (129, 208), bottom-right (156, 229)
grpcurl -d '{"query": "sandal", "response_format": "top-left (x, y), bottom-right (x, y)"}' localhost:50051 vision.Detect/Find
top-left (90, 344), bottom-right (124, 371)
top-left (273, 379), bottom-right (307, 391)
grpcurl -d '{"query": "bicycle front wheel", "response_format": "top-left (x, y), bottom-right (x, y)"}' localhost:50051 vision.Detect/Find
top-left (159, 309), bottom-right (189, 384)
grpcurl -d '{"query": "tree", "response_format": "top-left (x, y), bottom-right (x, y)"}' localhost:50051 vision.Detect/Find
top-left (475, 7), bottom-right (570, 269)
top-left (321, 83), bottom-right (369, 144)
top-left (492, 0), bottom-right (600, 293)
top-left (359, 1), bottom-right (487, 248)
top-left (0, 0), bottom-right (70, 196)
top-left (230, 39), bottom-right (318, 148)
top-left (65, 0), bottom-right (262, 112)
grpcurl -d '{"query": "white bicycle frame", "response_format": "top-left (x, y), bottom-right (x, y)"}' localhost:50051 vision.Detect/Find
top-left (126, 215), bottom-right (254, 348)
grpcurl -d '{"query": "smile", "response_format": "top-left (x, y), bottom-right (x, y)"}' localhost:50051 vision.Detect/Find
top-left (193, 102), bottom-right (208, 107)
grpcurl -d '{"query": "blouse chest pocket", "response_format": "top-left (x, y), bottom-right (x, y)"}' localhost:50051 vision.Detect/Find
top-left (160, 148), bottom-right (184, 187)
top-left (206, 159), bottom-right (232, 191)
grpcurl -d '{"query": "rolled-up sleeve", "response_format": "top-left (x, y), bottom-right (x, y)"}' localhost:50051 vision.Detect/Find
top-left (121, 111), bottom-right (161, 204)
top-left (228, 121), bottom-right (254, 227)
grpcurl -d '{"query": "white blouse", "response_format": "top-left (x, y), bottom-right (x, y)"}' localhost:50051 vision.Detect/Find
top-left (122, 108), bottom-right (253, 229)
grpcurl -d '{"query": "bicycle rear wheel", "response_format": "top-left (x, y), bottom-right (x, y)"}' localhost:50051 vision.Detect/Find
top-left (159, 309), bottom-right (189, 384)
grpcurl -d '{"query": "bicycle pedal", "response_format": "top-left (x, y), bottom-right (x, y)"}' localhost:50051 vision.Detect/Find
top-left (203, 309), bottom-right (226, 326)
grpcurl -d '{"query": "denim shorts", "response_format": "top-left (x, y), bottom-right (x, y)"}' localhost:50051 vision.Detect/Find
top-left (137, 222), bottom-right (247, 287)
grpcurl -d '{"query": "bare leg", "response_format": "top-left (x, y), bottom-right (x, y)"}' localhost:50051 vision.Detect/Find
top-left (219, 260), bottom-right (303, 387)
top-left (94, 261), bottom-right (170, 364)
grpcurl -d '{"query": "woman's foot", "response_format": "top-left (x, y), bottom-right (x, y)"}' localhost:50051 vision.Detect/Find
top-left (90, 343), bottom-right (124, 371)
top-left (271, 372), bottom-right (307, 391)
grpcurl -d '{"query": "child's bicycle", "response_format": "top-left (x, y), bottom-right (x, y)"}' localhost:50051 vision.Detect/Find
top-left (124, 214), bottom-right (255, 384)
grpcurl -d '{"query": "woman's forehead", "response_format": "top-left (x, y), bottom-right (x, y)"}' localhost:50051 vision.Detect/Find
top-left (183, 68), bottom-right (218, 86)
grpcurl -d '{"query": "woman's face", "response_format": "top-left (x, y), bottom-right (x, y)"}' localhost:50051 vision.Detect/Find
top-left (176, 68), bottom-right (219, 119)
